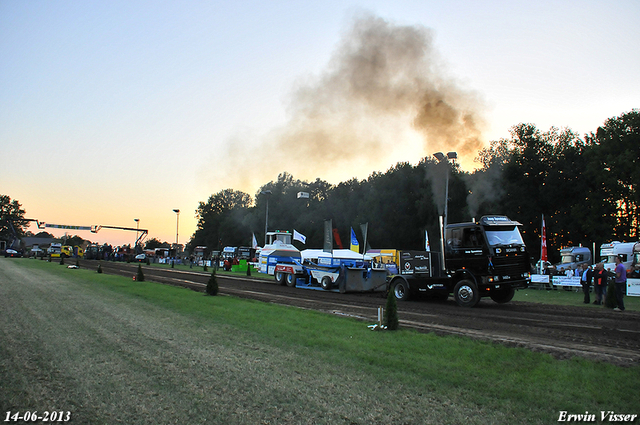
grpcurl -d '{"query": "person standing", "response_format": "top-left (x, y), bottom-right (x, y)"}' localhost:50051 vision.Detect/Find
top-left (581, 263), bottom-right (592, 304)
top-left (592, 263), bottom-right (607, 305)
top-left (613, 255), bottom-right (627, 312)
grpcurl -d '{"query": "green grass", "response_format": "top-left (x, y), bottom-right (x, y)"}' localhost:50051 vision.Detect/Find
top-left (514, 287), bottom-right (640, 311)
top-left (2, 258), bottom-right (639, 424)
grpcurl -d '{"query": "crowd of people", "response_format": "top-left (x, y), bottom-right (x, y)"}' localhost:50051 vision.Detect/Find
top-left (540, 255), bottom-right (639, 312)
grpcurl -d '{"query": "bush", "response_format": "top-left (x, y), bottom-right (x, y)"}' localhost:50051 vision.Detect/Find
top-left (59, 257), bottom-right (65, 265)
top-left (206, 270), bottom-right (218, 296)
top-left (97, 263), bottom-right (103, 273)
top-left (384, 289), bottom-right (399, 330)
top-left (246, 265), bottom-right (251, 276)
top-left (136, 264), bottom-right (145, 282)
top-left (204, 263), bottom-right (208, 272)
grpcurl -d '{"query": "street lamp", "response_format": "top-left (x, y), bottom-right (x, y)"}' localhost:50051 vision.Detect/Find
top-left (260, 190), bottom-right (272, 246)
top-left (173, 209), bottom-right (180, 249)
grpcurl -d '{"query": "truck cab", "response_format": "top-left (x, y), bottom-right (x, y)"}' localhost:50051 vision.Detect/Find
top-left (600, 241), bottom-right (636, 273)
top-left (390, 216), bottom-right (530, 307)
top-left (445, 216), bottom-right (529, 283)
top-left (554, 246), bottom-right (592, 274)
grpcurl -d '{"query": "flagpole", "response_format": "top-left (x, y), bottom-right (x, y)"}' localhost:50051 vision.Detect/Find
top-left (540, 214), bottom-right (544, 264)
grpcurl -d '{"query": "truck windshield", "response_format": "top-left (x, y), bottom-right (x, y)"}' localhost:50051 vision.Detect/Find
top-left (561, 254), bottom-right (575, 264)
top-left (485, 227), bottom-right (524, 246)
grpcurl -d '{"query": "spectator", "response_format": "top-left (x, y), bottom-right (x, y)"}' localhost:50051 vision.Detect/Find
top-left (581, 263), bottom-right (593, 304)
top-left (613, 255), bottom-right (627, 312)
top-left (592, 263), bottom-right (607, 305)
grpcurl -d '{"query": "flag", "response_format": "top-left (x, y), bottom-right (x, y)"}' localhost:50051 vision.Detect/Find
top-left (251, 233), bottom-right (258, 249)
top-left (425, 230), bottom-right (430, 251)
top-left (350, 227), bottom-right (359, 253)
top-left (293, 229), bottom-right (306, 244)
top-left (323, 219), bottom-right (333, 253)
top-left (333, 228), bottom-right (343, 249)
top-left (541, 214), bottom-right (548, 263)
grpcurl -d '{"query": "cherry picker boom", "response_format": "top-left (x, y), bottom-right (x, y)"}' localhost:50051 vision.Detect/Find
top-left (26, 219), bottom-right (149, 246)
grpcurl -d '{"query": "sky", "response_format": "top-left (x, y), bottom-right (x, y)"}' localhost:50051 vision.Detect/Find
top-left (1, 0), bottom-right (638, 248)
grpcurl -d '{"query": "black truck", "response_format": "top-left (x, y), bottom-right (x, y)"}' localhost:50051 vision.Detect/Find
top-left (389, 215), bottom-right (530, 307)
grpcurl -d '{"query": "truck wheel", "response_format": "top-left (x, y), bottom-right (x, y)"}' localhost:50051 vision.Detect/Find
top-left (275, 272), bottom-right (286, 285)
top-left (286, 273), bottom-right (296, 287)
top-left (321, 276), bottom-right (332, 290)
top-left (454, 280), bottom-right (480, 307)
top-left (490, 287), bottom-right (515, 304)
top-left (393, 280), bottom-right (410, 301)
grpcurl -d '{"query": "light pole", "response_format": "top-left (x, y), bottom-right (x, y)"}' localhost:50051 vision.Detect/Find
top-left (134, 218), bottom-right (139, 251)
top-left (260, 190), bottom-right (272, 246)
top-left (173, 209), bottom-right (180, 254)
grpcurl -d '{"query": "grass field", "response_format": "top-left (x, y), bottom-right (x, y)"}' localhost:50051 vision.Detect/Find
top-left (1, 258), bottom-right (639, 424)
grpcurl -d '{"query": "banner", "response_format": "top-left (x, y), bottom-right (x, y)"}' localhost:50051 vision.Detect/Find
top-left (425, 230), bottom-right (430, 251)
top-left (323, 220), bottom-right (333, 253)
top-left (360, 223), bottom-right (369, 253)
top-left (350, 227), bottom-right (359, 253)
top-left (293, 229), bottom-right (306, 244)
top-left (45, 223), bottom-right (92, 231)
top-left (251, 233), bottom-right (258, 249)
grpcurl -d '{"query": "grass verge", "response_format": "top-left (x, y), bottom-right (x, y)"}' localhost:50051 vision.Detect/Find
top-left (514, 287), bottom-right (640, 311)
top-left (1, 258), bottom-right (639, 424)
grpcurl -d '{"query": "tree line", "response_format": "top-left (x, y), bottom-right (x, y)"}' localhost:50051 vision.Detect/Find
top-left (187, 110), bottom-right (639, 265)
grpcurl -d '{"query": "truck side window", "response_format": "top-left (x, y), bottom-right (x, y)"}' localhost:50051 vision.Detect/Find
top-left (462, 228), bottom-right (483, 248)
top-left (448, 229), bottom-right (462, 248)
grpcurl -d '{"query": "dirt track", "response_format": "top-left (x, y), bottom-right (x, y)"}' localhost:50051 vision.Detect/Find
top-left (82, 259), bottom-right (640, 366)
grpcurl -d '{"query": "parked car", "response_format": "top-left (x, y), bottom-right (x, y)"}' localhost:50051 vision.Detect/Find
top-left (135, 253), bottom-right (146, 262)
top-left (5, 248), bottom-right (23, 258)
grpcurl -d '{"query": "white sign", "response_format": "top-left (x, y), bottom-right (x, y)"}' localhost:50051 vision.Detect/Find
top-left (628, 278), bottom-right (640, 297)
top-left (552, 276), bottom-right (582, 287)
top-left (531, 274), bottom-right (550, 284)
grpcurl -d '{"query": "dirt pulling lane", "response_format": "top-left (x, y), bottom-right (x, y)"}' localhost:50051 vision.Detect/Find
top-left (80, 259), bottom-right (640, 366)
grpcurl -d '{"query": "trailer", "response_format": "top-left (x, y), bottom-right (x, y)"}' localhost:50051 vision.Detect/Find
top-left (389, 216), bottom-right (530, 307)
top-left (258, 232), bottom-right (387, 292)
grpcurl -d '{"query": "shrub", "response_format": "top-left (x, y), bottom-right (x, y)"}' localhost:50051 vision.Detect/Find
top-left (246, 265), bottom-right (251, 276)
top-left (384, 289), bottom-right (399, 330)
top-left (59, 257), bottom-right (65, 265)
top-left (605, 278), bottom-right (617, 309)
top-left (136, 264), bottom-right (145, 282)
top-left (97, 263), bottom-right (103, 273)
top-left (206, 270), bottom-right (219, 296)
top-left (204, 263), bottom-right (208, 272)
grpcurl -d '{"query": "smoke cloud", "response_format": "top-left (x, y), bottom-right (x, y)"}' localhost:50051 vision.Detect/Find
top-left (201, 13), bottom-right (486, 193)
